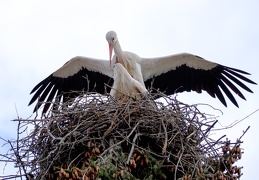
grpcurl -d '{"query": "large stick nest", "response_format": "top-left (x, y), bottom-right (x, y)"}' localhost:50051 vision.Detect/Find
top-left (1, 92), bottom-right (246, 180)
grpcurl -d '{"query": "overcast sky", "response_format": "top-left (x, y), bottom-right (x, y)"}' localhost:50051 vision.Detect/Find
top-left (0, 1), bottom-right (259, 179)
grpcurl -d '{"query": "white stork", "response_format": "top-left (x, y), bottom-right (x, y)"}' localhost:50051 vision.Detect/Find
top-left (111, 63), bottom-right (148, 102)
top-left (29, 31), bottom-right (256, 114)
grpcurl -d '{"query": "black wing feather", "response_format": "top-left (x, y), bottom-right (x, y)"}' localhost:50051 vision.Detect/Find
top-left (219, 74), bottom-right (246, 100)
top-left (29, 76), bottom-right (52, 105)
top-left (144, 64), bottom-right (256, 107)
top-left (223, 68), bottom-right (256, 92)
top-left (29, 68), bottom-right (113, 114)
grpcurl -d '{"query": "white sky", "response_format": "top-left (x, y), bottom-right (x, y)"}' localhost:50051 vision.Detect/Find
top-left (0, 0), bottom-right (259, 179)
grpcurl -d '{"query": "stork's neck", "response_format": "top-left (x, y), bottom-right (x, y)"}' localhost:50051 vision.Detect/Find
top-left (113, 40), bottom-right (126, 62)
top-left (113, 41), bottom-right (133, 71)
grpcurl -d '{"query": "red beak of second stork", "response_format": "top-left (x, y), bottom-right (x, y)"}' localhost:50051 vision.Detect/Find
top-left (108, 42), bottom-right (119, 66)
top-left (108, 43), bottom-right (114, 67)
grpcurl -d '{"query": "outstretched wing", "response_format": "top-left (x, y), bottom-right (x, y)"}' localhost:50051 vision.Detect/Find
top-left (141, 53), bottom-right (256, 107)
top-left (29, 56), bottom-right (113, 114)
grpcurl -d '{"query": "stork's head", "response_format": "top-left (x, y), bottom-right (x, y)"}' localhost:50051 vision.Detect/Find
top-left (112, 63), bottom-right (128, 80)
top-left (106, 31), bottom-right (118, 66)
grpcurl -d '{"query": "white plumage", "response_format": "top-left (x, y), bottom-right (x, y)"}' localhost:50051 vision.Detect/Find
top-left (110, 63), bottom-right (147, 102)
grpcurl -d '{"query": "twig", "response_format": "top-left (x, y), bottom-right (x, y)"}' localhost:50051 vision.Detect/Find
top-left (214, 108), bottom-right (259, 130)
top-left (161, 119), bottom-right (168, 155)
top-left (174, 143), bottom-right (184, 180)
top-left (127, 133), bottom-right (140, 164)
top-left (238, 126), bottom-right (250, 140)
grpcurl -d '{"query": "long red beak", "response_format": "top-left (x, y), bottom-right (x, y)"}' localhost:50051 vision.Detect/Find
top-left (108, 43), bottom-right (114, 67)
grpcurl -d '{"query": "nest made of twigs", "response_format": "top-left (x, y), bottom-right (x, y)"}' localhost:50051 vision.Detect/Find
top-left (1, 92), bottom-right (246, 180)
